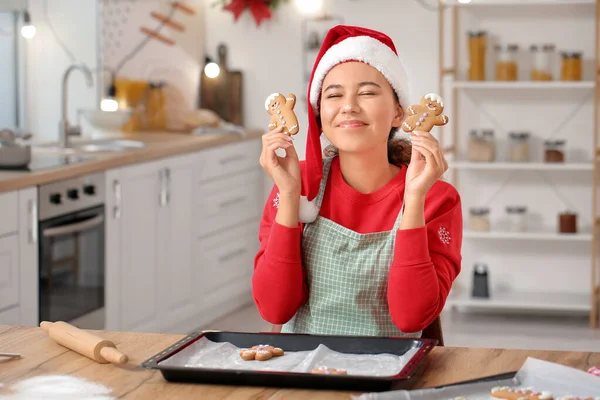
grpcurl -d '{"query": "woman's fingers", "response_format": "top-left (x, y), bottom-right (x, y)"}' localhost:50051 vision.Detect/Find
top-left (412, 143), bottom-right (443, 176)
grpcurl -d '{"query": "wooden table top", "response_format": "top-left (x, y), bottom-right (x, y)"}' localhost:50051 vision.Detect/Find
top-left (1, 325), bottom-right (598, 399)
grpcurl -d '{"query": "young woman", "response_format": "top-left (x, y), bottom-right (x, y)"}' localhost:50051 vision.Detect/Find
top-left (253, 25), bottom-right (462, 337)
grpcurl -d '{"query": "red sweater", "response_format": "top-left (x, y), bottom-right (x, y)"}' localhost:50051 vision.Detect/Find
top-left (252, 156), bottom-right (463, 333)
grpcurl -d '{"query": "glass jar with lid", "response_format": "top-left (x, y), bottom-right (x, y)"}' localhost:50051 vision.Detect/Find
top-left (469, 207), bottom-right (491, 232)
top-left (508, 131), bottom-right (531, 162)
top-left (495, 44), bottom-right (518, 81)
top-left (468, 31), bottom-right (487, 81)
top-left (530, 44), bottom-right (554, 81)
top-left (561, 52), bottom-right (582, 81)
top-left (506, 206), bottom-right (528, 232)
top-left (544, 139), bottom-right (566, 163)
top-left (467, 129), bottom-right (495, 162)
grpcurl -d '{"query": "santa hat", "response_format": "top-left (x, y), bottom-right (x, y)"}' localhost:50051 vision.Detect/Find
top-left (299, 25), bottom-right (412, 223)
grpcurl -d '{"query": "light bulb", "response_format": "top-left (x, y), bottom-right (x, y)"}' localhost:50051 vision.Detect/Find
top-left (21, 24), bottom-right (35, 39)
top-left (100, 98), bottom-right (119, 112)
top-left (204, 62), bottom-right (220, 79)
top-left (295, 0), bottom-right (323, 14)
top-left (458, 0), bottom-right (472, 3)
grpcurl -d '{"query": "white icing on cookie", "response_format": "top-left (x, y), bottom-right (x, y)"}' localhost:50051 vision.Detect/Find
top-left (425, 93), bottom-right (443, 107)
top-left (539, 392), bottom-right (553, 400)
top-left (265, 93), bottom-right (281, 110)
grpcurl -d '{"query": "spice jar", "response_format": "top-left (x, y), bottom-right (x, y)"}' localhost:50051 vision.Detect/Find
top-left (530, 44), bottom-right (554, 81)
top-left (468, 31), bottom-right (487, 81)
top-left (558, 211), bottom-right (577, 234)
top-left (508, 131), bottom-right (531, 162)
top-left (561, 52), bottom-right (583, 81)
top-left (506, 206), bottom-right (528, 232)
top-left (495, 44), bottom-right (518, 81)
top-left (469, 207), bottom-right (491, 232)
top-left (467, 130), bottom-right (495, 162)
top-left (544, 139), bottom-right (566, 163)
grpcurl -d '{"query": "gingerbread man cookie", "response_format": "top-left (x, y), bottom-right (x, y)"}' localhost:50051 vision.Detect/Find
top-left (239, 344), bottom-right (284, 361)
top-left (556, 397), bottom-right (600, 400)
top-left (401, 93), bottom-right (449, 133)
top-left (491, 386), bottom-right (553, 400)
top-left (265, 93), bottom-right (300, 135)
top-left (311, 366), bottom-right (347, 375)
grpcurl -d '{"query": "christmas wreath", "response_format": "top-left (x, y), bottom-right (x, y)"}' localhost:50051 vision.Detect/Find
top-left (213, 0), bottom-right (289, 27)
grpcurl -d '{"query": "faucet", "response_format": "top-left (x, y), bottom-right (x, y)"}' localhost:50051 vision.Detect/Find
top-left (59, 64), bottom-right (94, 148)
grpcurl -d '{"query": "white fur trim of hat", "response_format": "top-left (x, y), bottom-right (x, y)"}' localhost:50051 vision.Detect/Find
top-left (308, 35), bottom-right (411, 116)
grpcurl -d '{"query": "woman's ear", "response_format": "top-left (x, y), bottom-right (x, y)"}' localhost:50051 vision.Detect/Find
top-left (392, 105), bottom-right (404, 128)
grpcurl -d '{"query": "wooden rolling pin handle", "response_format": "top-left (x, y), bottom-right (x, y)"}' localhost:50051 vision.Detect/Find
top-left (100, 346), bottom-right (128, 364)
top-left (40, 321), bottom-right (129, 365)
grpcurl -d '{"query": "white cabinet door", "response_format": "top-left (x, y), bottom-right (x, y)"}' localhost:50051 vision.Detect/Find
top-left (0, 234), bottom-right (19, 313)
top-left (18, 187), bottom-right (38, 326)
top-left (156, 153), bottom-right (197, 330)
top-left (105, 160), bottom-right (162, 333)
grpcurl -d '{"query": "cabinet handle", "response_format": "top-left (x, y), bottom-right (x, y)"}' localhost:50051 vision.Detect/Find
top-left (159, 168), bottom-right (167, 207)
top-left (113, 179), bottom-right (121, 220)
top-left (219, 155), bottom-right (243, 165)
top-left (28, 199), bottom-right (37, 244)
top-left (165, 167), bottom-right (171, 206)
top-left (218, 248), bottom-right (247, 262)
top-left (219, 196), bottom-right (247, 208)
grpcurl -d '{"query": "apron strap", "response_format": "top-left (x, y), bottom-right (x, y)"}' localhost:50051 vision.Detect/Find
top-left (313, 156), bottom-right (334, 210)
top-left (392, 201), bottom-right (405, 231)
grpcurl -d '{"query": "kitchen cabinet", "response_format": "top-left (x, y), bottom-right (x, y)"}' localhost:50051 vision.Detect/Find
top-left (0, 187), bottom-right (38, 326)
top-left (105, 139), bottom-right (263, 333)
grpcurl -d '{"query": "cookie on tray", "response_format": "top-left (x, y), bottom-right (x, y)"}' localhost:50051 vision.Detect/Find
top-left (311, 366), bottom-right (347, 375)
top-left (491, 386), bottom-right (553, 400)
top-left (238, 344), bottom-right (284, 361)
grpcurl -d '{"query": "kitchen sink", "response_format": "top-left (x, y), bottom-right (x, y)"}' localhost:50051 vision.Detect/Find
top-left (33, 139), bottom-right (146, 154)
top-left (71, 139), bottom-right (146, 153)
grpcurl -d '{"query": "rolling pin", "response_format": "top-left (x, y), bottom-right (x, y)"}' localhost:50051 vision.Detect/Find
top-left (40, 321), bottom-right (128, 364)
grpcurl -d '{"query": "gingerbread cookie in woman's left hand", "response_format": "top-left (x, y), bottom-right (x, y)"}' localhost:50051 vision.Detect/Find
top-left (401, 93), bottom-right (449, 133)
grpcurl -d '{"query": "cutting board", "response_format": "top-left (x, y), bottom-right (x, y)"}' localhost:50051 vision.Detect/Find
top-left (200, 44), bottom-right (243, 126)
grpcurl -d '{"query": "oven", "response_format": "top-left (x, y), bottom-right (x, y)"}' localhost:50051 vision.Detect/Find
top-left (37, 172), bottom-right (106, 329)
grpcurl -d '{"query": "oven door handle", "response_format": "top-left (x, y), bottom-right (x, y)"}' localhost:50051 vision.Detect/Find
top-left (42, 214), bottom-right (104, 238)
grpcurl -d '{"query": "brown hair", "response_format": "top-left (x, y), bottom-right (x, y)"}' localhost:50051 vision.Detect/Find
top-left (321, 93), bottom-right (412, 166)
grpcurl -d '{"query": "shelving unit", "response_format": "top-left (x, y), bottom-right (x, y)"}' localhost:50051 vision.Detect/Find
top-left (438, 0), bottom-right (600, 327)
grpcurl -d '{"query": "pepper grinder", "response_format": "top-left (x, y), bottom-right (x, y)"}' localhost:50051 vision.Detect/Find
top-left (472, 263), bottom-right (490, 298)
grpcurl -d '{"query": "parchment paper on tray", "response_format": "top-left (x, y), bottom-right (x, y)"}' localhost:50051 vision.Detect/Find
top-left (158, 337), bottom-right (420, 377)
top-left (352, 357), bottom-right (600, 400)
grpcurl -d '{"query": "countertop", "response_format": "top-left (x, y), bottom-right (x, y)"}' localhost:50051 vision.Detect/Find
top-left (0, 129), bottom-right (263, 193)
top-left (1, 325), bottom-right (599, 399)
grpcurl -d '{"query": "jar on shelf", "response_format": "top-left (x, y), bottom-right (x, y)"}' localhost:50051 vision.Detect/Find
top-left (530, 44), bottom-right (554, 81)
top-left (508, 131), bottom-right (531, 162)
top-left (468, 31), bottom-right (487, 81)
top-left (469, 207), bottom-right (491, 232)
top-left (506, 206), bottom-right (528, 232)
top-left (561, 52), bottom-right (583, 81)
top-left (495, 44), bottom-right (518, 81)
top-left (544, 139), bottom-right (566, 163)
top-left (467, 129), bottom-right (495, 162)
top-left (558, 210), bottom-right (577, 234)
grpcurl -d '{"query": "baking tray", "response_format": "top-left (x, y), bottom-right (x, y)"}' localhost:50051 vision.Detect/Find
top-left (141, 331), bottom-right (437, 392)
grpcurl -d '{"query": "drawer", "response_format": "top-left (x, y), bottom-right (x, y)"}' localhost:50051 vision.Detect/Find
top-left (194, 221), bottom-right (259, 297)
top-left (0, 305), bottom-right (20, 325)
top-left (196, 140), bottom-right (261, 182)
top-left (195, 169), bottom-right (263, 237)
top-left (0, 191), bottom-right (18, 236)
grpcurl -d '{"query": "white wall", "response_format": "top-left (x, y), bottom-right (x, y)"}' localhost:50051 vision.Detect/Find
top-left (100, 0), bottom-right (204, 128)
top-left (0, 12), bottom-right (17, 129)
top-left (25, 0), bottom-right (99, 143)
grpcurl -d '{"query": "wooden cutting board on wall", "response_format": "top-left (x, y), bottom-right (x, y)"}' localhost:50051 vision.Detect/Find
top-left (199, 44), bottom-right (243, 126)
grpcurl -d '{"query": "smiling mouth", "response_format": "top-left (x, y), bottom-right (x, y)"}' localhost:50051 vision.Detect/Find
top-left (338, 121), bottom-right (367, 128)
top-left (427, 104), bottom-right (437, 111)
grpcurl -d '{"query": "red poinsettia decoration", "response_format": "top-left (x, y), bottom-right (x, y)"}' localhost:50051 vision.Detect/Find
top-left (217, 0), bottom-right (288, 27)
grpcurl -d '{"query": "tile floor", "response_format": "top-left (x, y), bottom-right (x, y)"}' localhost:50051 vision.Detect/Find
top-left (204, 303), bottom-right (600, 352)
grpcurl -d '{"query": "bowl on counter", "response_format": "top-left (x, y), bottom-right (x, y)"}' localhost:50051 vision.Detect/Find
top-left (80, 108), bottom-right (133, 138)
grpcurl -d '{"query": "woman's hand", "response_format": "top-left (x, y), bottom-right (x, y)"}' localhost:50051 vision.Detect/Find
top-left (405, 130), bottom-right (448, 200)
top-left (259, 127), bottom-right (301, 196)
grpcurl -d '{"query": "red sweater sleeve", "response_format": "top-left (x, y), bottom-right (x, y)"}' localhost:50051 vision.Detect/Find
top-left (252, 182), bottom-right (309, 324)
top-left (388, 180), bottom-right (463, 333)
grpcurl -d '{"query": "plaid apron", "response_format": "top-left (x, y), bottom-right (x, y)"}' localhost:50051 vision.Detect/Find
top-left (282, 157), bottom-right (422, 337)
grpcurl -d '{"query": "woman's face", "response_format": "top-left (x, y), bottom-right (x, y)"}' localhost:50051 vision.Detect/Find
top-left (319, 61), bottom-right (403, 155)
